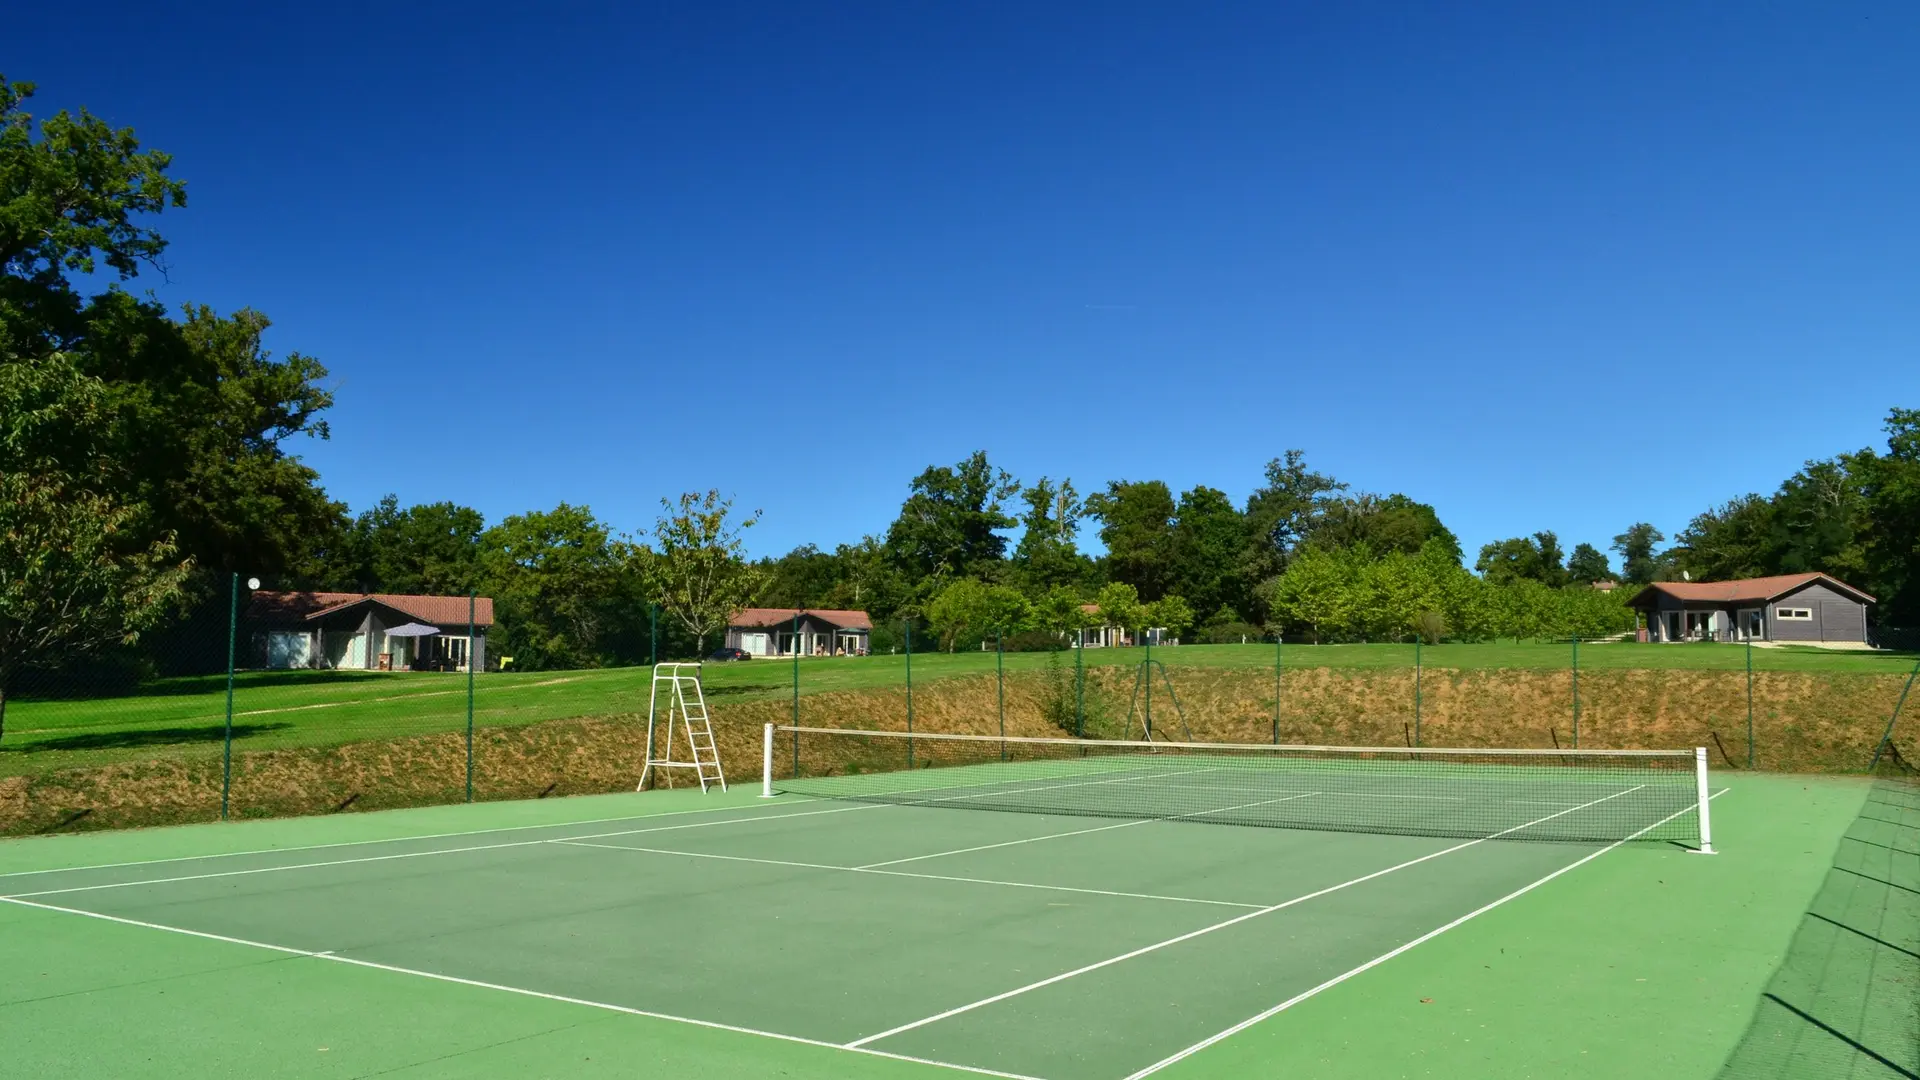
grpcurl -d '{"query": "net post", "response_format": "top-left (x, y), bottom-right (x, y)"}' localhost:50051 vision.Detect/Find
top-left (1745, 638), bottom-right (1755, 769)
top-left (1570, 635), bottom-right (1580, 749)
top-left (1272, 631), bottom-right (1281, 744)
top-left (905, 621), bottom-right (914, 769)
top-left (1074, 628), bottom-right (1085, 738)
top-left (1689, 746), bottom-right (1717, 855)
top-left (761, 723), bottom-right (776, 797)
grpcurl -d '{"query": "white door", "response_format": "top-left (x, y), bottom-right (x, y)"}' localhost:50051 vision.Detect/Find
top-left (742, 632), bottom-right (770, 656)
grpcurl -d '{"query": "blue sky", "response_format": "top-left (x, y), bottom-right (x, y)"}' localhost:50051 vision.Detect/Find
top-left (11, 3), bottom-right (1918, 568)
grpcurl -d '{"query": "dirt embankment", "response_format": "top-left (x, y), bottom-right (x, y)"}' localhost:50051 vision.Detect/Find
top-left (2, 666), bottom-right (1908, 835)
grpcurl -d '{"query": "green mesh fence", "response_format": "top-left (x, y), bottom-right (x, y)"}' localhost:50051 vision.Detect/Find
top-left (1718, 775), bottom-right (1919, 1079)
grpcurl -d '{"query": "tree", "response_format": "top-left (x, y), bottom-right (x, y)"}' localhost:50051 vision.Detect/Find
top-left (883, 451), bottom-right (1019, 585)
top-left (1168, 486), bottom-right (1249, 620)
top-left (479, 503), bottom-right (635, 669)
top-left (1611, 523), bottom-right (1667, 586)
top-left (1, 76), bottom-right (185, 356)
top-left (1566, 543), bottom-right (1613, 584)
top-left (1144, 595), bottom-right (1196, 640)
top-left (4, 77), bottom-right (338, 581)
top-left (650, 491), bottom-right (767, 656)
top-left (1853, 408), bottom-right (1920, 625)
top-left (1091, 582), bottom-right (1148, 640)
top-left (1474, 533), bottom-right (1565, 587)
top-left (1011, 477), bottom-right (1092, 592)
top-left (925, 579), bottom-right (1031, 650)
top-left (1242, 450), bottom-right (1347, 580)
top-left (1307, 493), bottom-right (1461, 562)
top-left (1085, 480), bottom-right (1176, 600)
top-left (0, 356), bottom-right (191, 741)
top-left (1671, 496), bottom-right (1774, 582)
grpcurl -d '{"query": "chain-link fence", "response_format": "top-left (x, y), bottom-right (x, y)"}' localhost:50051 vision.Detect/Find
top-left (4, 594), bottom-right (1918, 836)
top-left (1717, 774), bottom-right (1919, 1079)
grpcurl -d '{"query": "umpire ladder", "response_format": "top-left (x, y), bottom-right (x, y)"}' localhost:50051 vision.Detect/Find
top-left (638, 662), bottom-right (727, 792)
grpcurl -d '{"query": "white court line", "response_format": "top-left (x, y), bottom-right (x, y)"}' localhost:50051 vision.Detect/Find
top-left (0, 768), bottom-right (1235, 900)
top-left (1120, 787), bottom-right (1732, 1079)
top-left (0, 796), bottom-right (825, 880)
top-left (0, 895), bottom-right (1044, 1080)
top-left (552, 840), bottom-right (1265, 909)
top-left (842, 785), bottom-right (1647, 1049)
top-left (855, 791), bottom-right (1322, 870)
top-left (3, 803), bottom-right (884, 900)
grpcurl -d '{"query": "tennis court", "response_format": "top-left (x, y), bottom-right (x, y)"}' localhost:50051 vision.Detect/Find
top-left (2, 726), bottom-right (1785, 1079)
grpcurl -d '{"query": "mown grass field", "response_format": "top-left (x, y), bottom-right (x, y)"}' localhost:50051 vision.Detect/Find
top-left (3, 641), bottom-right (1914, 780)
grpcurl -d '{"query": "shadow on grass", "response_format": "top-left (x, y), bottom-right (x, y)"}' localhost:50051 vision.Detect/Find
top-left (1, 722), bottom-right (295, 754)
top-left (705, 682), bottom-right (789, 697)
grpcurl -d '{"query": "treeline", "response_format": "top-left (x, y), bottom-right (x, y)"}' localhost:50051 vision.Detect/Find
top-left (750, 450), bottom-right (1650, 647)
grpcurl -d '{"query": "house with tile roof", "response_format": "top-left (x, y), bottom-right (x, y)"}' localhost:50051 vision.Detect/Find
top-left (246, 591), bottom-right (495, 671)
top-left (726, 608), bottom-right (872, 657)
top-left (1625, 573), bottom-right (1874, 646)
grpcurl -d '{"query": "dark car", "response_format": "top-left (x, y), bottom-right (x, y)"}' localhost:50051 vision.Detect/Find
top-left (708, 647), bottom-right (752, 662)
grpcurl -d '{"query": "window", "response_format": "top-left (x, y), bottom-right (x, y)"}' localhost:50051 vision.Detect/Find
top-left (1776, 607), bottom-right (1812, 620)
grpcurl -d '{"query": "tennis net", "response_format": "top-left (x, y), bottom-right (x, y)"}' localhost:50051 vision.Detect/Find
top-left (764, 726), bottom-right (1714, 848)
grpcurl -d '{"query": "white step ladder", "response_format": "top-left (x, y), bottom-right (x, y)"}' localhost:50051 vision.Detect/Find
top-left (637, 662), bottom-right (726, 792)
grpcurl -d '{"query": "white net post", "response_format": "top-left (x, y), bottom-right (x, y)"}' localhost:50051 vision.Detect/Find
top-left (761, 723), bottom-right (776, 798)
top-left (1691, 746), bottom-right (1717, 854)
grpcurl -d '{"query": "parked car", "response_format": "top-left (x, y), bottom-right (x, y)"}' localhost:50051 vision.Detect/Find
top-left (708, 647), bottom-right (752, 662)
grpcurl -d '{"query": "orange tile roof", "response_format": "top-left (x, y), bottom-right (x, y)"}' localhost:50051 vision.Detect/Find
top-left (730, 607), bottom-right (873, 630)
top-left (1632, 573), bottom-right (1873, 605)
top-left (249, 591), bottom-right (495, 627)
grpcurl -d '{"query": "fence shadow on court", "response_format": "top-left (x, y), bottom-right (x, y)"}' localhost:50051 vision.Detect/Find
top-left (1717, 773), bottom-right (1919, 1079)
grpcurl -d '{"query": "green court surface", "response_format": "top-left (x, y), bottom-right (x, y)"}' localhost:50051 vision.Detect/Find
top-left (0, 773), bottom-right (1874, 1079)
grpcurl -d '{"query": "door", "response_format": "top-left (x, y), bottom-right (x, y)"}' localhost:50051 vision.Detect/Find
top-left (1820, 601), bottom-right (1865, 642)
top-left (742, 632), bottom-right (769, 656)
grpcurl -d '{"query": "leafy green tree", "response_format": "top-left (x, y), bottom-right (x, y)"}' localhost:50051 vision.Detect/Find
top-left (318, 495), bottom-right (485, 594)
top-left (1085, 480), bottom-right (1176, 600)
top-left (925, 578), bottom-right (1031, 650)
top-left (1768, 460), bottom-right (1869, 583)
top-left (1853, 409), bottom-right (1920, 624)
top-left (1011, 477), bottom-right (1093, 592)
top-left (1307, 494), bottom-right (1461, 562)
top-left (479, 503), bottom-right (634, 669)
top-left (0, 356), bottom-right (191, 740)
top-left (1475, 532), bottom-right (1566, 587)
top-left (1168, 486), bottom-right (1250, 621)
top-left (1092, 582), bottom-right (1148, 641)
top-left (1241, 450), bottom-right (1347, 583)
top-left (1566, 542), bottom-right (1613, 585)
top-left (1611, 523), bottom-right (1667, 586)
top-left (1144, 595), bottom-right (1196, 641)
top-left (3, 77), bottom-right (338, 581)
top-left (883, 451), bottom-right (1019, 586)
top-left (650, 491), bottom-right (766, 656)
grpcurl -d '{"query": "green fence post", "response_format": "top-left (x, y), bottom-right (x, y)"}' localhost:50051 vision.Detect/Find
top-left (1143, 629), bottom-right (1152, 740)
top-left (1867, 658), bottom-right (1920, 773)
top-left (1571, 635), bottom-right (1580, 750)
top-left (791, 613), bottom-right (800, 775)
top-left (650, 603), bottom-right (659, 667)
top-left (1745, 638), bottom-right (1755, 769)
top-left (465, 590), bottom-right (475, 803)
top-left (222, 572), bottom-right (237, 821)
top-left (905, 621), bottom-right (914, 768)
top-left (1413, 637), bottom-right (1422, 747)
top-left (1074, 629), bottom-right (1085, 738)
top-left (997, 630), bottom-right (1006, 761)
top-left (1272, 633), bottom-right (1281, 744)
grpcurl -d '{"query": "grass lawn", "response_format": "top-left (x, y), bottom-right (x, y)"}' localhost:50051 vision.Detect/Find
top-left (3, 641), bottom-right (1914, 779)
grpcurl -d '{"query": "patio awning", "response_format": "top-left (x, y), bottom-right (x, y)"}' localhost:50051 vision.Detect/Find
top-left (383, 622), bottom-right (442, 638)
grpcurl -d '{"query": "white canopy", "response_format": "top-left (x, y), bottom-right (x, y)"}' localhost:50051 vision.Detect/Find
top-left (382, 622), bottom-right (442, 638)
